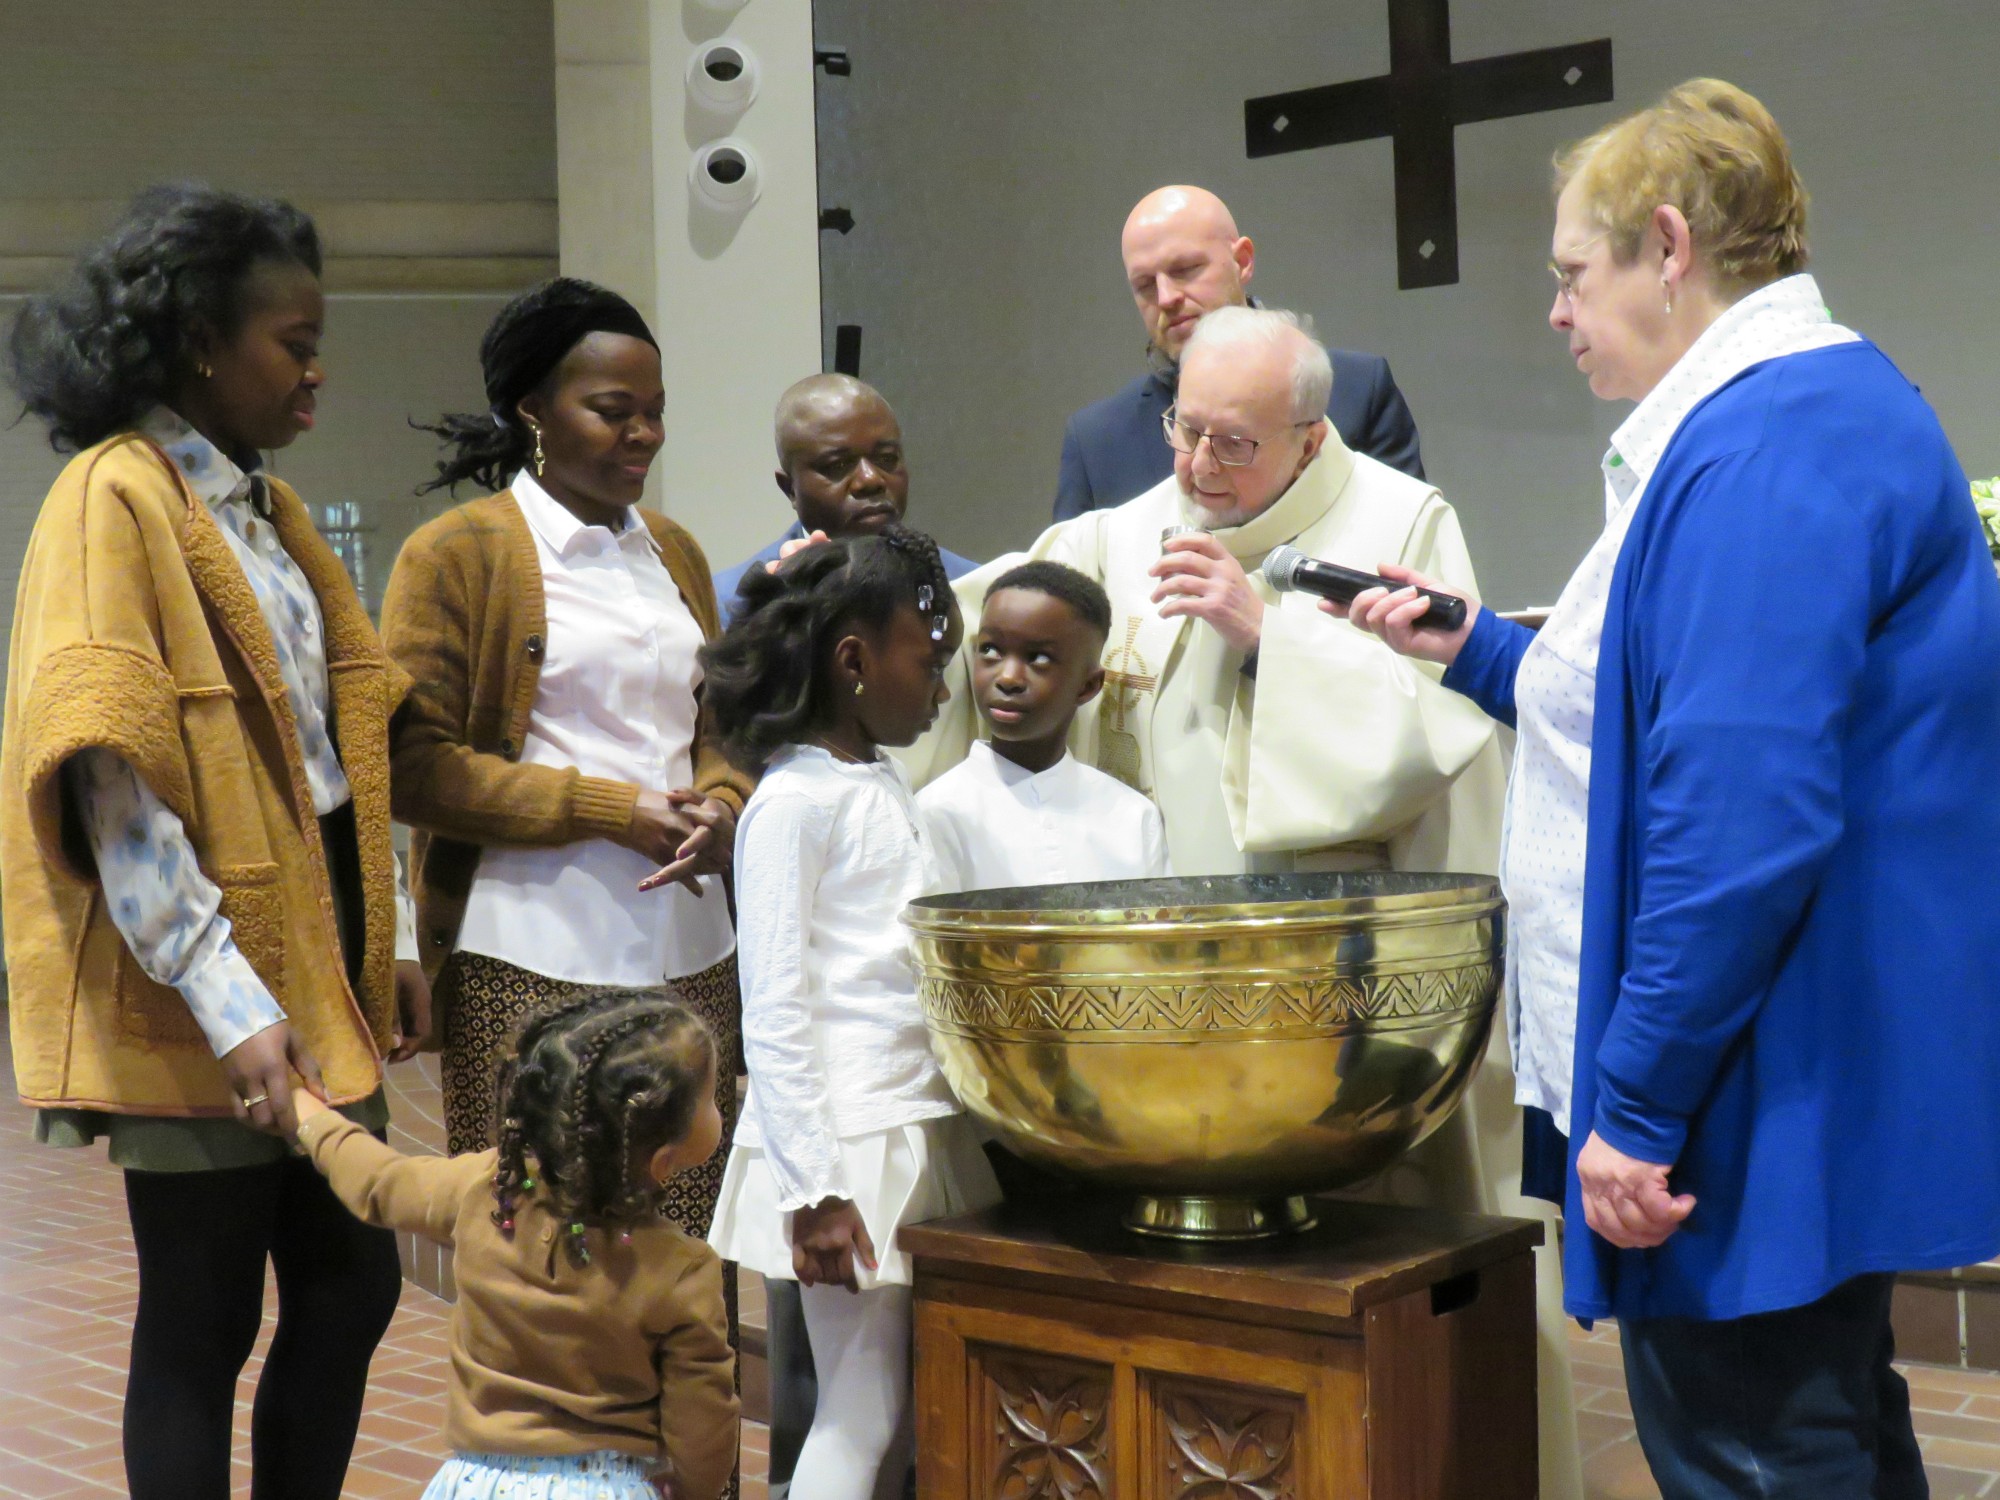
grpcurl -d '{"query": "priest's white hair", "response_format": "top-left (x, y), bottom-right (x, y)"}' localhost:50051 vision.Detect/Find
top-left (1181, 305), bottom-right (1333, 423)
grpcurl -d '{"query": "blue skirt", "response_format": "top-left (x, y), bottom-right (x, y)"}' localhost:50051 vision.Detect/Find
top-left (421, 1451), bottom-right (658, 1500)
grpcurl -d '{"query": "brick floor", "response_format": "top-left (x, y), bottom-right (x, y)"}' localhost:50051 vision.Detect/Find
top-left (4, 1030), bottom-right (1996, 1497)
top-left (0, 1043), bottom-right (769, 1500)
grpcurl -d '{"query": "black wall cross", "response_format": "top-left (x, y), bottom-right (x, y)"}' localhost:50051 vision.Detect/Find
top-left (1244, 0), bottom-right (1612, 289)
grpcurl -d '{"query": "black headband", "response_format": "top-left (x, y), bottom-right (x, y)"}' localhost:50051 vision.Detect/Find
top-left (481, 279), bottom-right (658, 423)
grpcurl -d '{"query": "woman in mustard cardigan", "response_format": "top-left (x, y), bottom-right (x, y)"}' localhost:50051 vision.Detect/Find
top-left (382, 280), bottom-right (753, 1345)
top-left (2, 186), bottom-right (430, 1499)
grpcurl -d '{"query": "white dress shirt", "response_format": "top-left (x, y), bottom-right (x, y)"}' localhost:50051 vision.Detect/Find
top-left (733, 744), bottom-right (960, 1211)
top-left (918, 741), bottom-right (1171, 892)
top-left (1502, 275), bottom-right (1859, 1133)
top-left (455, 473), bottom-right (734, 986)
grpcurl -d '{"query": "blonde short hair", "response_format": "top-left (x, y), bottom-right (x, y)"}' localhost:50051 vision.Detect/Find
top-left (1554, 78), bottom-right (1809, 292)
top-left (1182, 305), bottom-right (1334, 423)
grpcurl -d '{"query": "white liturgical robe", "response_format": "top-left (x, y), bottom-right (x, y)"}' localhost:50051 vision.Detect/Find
top-left (904, 430), bottom-right (1583, 1500)
top-left (918, 742), bottom-right (1171, 893)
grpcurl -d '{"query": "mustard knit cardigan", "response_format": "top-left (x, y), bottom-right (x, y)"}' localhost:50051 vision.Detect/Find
top-left (2, 434), bottom-right (408, 1113)
top-left (380, 489), bottom-right (754, 976)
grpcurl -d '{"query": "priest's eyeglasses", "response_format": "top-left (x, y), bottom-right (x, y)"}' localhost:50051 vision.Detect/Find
top-left (1162, 406), bottom-right (1310, 467)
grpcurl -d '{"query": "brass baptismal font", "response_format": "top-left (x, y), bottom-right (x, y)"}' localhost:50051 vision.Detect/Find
top-left (905, 871), bottom-right (1504, 1241)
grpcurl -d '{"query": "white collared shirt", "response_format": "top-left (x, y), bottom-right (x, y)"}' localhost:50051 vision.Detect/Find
top-left (733, 744), bottom-right (960, 1211)
top-left (455, 473), bottom-right (734, 985)
top-left (918, 741), bottom-right (1171, 892)
top-left (1502, 275), bottom-right (1860, 1133)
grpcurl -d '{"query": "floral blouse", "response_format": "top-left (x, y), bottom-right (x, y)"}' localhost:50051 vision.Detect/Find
top-left (61, 410), bottom-right (413, 1060)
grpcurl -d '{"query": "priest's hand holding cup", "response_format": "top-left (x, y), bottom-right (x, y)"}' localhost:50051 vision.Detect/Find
top-left (1150, 532), bottom-right (1264, 653)
top-left (637, 790), bottom-right (737, 894)
top-left (223, 1021), bottom-right (323, 1139)
top-left (1577, 1130), bottom-right (1696, 1249)
top-left (1329, 563), bottom-right (1479, 667)
top-left (791, 1196), bottom-right (878, 1292)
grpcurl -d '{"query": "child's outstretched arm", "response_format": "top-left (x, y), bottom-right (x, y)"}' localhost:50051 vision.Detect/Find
top-left (735, 792), bottom-right (853, 1214)
top-left (294, 1097), bottom-right (475, 1246)
top-left (652, 1251), bottom-right (739, 1500)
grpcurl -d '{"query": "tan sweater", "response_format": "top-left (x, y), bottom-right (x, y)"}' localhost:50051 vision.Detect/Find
top-left (2, 434), bottom-right (406, 1112)
top-left (381, 489), bottom-right (755, 977)
top-left (298, 1111), bottom-right (738, 1492)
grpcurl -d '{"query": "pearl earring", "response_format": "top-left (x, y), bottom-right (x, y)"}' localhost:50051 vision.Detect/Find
top-left (1662, 279), bottom-right (1673, 316)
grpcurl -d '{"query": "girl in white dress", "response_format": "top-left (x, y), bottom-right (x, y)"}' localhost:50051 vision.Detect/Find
top-left (701, 526), bottom-right (1000, 1500)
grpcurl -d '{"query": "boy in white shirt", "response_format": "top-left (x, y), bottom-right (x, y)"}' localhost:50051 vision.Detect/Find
top-left (920, 561), bottom-right (1170, 891)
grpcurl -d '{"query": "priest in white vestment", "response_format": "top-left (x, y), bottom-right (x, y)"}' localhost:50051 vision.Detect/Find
top-left (904, 305), bottom-right (1583, 1500)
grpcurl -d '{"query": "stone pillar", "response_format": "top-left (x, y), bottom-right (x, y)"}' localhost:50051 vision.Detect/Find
top-left (555, 0), bottom-right (822, 563)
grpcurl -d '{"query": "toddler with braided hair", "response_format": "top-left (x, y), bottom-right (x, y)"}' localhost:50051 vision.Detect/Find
top-left (292, 988), bottom-right (737, 1500)
top-left (701, 524), bottom-right (1001, 1500)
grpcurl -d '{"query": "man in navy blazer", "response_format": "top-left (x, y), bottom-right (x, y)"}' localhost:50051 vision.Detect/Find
top-left (714, 373), bottom-right (977, 624)
top-left (1055, 185), bottom-right (1423, 522)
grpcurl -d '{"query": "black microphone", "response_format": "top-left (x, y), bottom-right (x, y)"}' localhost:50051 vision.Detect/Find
top-left (1261, 544), bottom-right (1468, 632)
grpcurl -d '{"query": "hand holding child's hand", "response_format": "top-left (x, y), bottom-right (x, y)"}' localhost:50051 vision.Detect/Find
top-left (791, 1197), bottom-right (877, 1292)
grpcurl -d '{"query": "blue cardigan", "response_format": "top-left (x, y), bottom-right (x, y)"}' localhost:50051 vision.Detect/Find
top-left (1447, 342), bottom-right (2000, 1321)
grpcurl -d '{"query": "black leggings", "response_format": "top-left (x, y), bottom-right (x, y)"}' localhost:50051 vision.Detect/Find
top-left (122, 1151), bottom-right (403, 1500)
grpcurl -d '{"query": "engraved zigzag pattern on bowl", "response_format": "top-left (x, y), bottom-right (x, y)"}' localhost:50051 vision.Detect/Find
top-left (919, 963), bottom-right (1497, 1038)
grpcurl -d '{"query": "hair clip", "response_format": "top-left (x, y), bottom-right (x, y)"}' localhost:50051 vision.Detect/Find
top-left (917, 583), bottom-right (947, 642)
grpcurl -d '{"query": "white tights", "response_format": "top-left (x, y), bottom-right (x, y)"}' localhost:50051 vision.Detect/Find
top-left (790, 1282), bottom-right (915, 1500)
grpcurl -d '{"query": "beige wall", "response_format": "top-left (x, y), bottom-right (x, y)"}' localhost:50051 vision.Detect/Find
top-left (0, 0), bottom-right (561, 698)
top-left (810, 0), bottom-right (2000, 608)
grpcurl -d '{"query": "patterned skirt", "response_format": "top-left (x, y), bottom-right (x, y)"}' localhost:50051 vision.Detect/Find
top-left (437, 948), bottom-right (743, 1497)
top-left (421, 1451), bottom-right (656, 1500)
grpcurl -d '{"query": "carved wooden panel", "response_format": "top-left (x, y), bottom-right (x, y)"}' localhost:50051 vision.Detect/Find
top-left (1153, 1377), bottom-right (1301, 1500)
top-left (976, 1350), bottom-right (1112, 1500)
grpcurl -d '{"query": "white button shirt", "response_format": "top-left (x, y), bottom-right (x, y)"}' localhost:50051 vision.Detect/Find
top-left (733, 744), bottom-right (961, 1211)
top-left (1501, 274), bottom-right (1859, 1133)
top-left (455, 474), bottom-right (734, 986)
top-left (918, 741), bottom-right (1171, 892)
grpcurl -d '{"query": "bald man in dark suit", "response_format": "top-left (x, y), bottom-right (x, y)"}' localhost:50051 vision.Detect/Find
top-left (1055, 185), bottom-right (1423, 521)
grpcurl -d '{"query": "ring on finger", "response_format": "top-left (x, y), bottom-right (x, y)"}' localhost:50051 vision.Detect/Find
top-left (240, 1091), bottom-right (270, 1108)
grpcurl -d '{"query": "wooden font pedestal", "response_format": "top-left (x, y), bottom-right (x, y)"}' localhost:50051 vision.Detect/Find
top-left (904, 1197), bottom-right (1542, 1499)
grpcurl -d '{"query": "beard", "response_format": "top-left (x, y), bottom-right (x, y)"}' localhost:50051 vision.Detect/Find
top-left (1176, 481), bottom-right (1264, 531)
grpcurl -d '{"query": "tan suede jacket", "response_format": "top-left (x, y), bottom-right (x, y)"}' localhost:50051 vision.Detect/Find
top-left (299, 1111), bottom-right (738, 1496)
top-left (1, 434), bottom-right (407, 1112)
top-left (381, 489), bottom-right (753, 976)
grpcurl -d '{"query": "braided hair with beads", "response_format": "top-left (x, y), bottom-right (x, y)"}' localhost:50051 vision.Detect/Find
top-left (490, 987), bottom-right (715, 1270)
top-left (700, 520), bottom-right (958, 771)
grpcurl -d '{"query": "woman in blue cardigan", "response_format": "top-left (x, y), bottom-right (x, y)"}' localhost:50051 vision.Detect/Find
top-left (1343, 79), bottom-right (2000, 1498)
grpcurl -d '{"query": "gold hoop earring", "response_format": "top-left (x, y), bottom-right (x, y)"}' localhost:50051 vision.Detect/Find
top-left (528, 421), bottom-right (546, 478)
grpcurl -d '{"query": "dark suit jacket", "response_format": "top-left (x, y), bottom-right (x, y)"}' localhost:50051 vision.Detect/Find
top-left (1053, 350), bottom-right (1424, 521)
